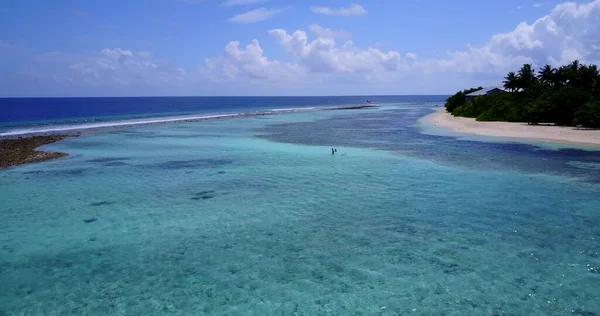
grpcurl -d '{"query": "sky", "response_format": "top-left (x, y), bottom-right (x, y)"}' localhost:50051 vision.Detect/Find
top-left (0, 0), bottom-right (599, 97)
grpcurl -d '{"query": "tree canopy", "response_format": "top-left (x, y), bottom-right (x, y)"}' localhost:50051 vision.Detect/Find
top-left (445, 60), bottom-right (600, 127)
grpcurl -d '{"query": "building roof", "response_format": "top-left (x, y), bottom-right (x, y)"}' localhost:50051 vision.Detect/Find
top-left (466, 85), bottom-right (506, 96)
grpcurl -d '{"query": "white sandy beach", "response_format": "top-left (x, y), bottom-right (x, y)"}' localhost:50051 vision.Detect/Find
top-left (425, 107), bottom-right (600, 147)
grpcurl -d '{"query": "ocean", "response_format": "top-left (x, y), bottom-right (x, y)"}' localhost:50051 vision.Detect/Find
top-left (1, 96), bottom-right (599, 315)
top-left (0, 96), bottom-right (442, 134)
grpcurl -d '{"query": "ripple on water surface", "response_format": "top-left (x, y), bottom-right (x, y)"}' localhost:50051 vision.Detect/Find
top-left (1, 107), bottom-right (599, 315)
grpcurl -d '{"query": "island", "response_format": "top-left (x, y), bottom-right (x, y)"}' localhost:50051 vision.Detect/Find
top-left (445, 60), bottom-right (600, 126)
top-left (428, 60), bottom-right (600, 146)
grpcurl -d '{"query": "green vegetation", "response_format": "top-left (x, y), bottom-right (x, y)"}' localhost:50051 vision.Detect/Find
top-left (444, 87), bottom-right (482, 113)
top-left (445, 60), bottom-right (600, 127)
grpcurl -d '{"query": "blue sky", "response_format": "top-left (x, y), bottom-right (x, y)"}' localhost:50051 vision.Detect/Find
top-left (1, 0), bottom-right (599, 96)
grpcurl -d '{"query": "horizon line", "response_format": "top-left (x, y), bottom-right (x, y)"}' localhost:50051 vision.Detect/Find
top-left (0, 94), bottom-right (451, 99)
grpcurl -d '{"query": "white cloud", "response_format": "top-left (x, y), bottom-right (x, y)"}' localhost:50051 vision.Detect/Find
top-left (432, 0), bottom-right (600, 74)
top-left (308, 24), bottom-right (351, 40)
top-left (101, 48), bottom-right (133, 59)
top-left (533, 2), bottom-right (544, 8)
top-left (9, 0), bottom-right (600, 96)
top-left (268, 29), bottom-right (405, 75)
top-left (228, 7), bottom-right (286, 23)
top-left (222, 0), bottom-right (269, 6)
top-left (202, 0), bottom-right (600, 91)
top-left (311, 3), bottom-right (367, 16)
top-left (30, 48), bottom-right (187, 88)
top-left (201, 39), bottom-right (304, 82)
top-left (199, 31), bottom-right (407, 86)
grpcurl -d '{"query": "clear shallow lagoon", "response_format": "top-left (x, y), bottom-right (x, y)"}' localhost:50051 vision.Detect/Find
top-left (1, 104), bottom-right (599, 315)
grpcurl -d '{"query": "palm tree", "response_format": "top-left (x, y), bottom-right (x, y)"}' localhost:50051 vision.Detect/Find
top-left (517, 64), bottom-right (537, 92)
top-left (567, 60), bottom-right (581, 72)
top-left (579, 64), bottom-right (599, 91)
top-left (503, 71), bottom-right (518, 92)
top-left (590, 64), bottom-right (600, 94)
top-left (555, 66), bottom-right (569, 87)
top-left (588, 64), bottom-right (599, 78)
top-left (537, 65), bottom-right (555, 86)
top-left (565, 60), bottom-right (581, 87)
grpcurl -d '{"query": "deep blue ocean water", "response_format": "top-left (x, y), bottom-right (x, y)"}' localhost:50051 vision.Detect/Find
top-left (1, 97), bottom-right (599, 315)
top-left (0, 96), bottom-right (445, 127)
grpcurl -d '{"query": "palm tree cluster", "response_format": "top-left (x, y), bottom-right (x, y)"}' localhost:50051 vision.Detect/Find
top-left (503, 60), bottom-right (600, 94)
top-left (445, 60), bottom-right (600, 127)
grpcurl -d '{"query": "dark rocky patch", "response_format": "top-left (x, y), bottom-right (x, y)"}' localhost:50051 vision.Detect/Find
top-left (429, 256), bottom-right (462, 275)
top-left (326, 105), bottom-right (377, 110)
top-left (115, 130), bottom-right (158, 137)
top-left (83, 218), bottom-right (98, 223)
top-left (191, 195), bottom-right (215, 200)
top-left (191, 190), bottom-right (216, 200)
top-left (149, 134), bottom-right (206, 139)
top-left (64, 168), bottom-right (88, 176)
top-left (150, 159), bottom-right (233, 170)
top-left (197, 190), bottom-right (216, 195)
top-left (0, 135), bottom-right (68, 169)
top-left (22, 170), bottom-right (48, 175)
top-left (89, 201), bottom-right (112, 207)
top-left (84, 157), bottom-right (131, 163)
top-left (23, 168), bottom-right (87, 177)
top-left (102, 161), bottom-right (128, 167)
top-left (65, 141), bottom-right (108, 149)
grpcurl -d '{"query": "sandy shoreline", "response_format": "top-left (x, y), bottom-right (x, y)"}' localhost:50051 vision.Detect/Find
top-left (424, 107), bottom-right (600, 147)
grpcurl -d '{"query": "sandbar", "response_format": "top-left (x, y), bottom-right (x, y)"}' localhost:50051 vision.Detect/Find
top-left (424, 107), bottom-right (600, 147)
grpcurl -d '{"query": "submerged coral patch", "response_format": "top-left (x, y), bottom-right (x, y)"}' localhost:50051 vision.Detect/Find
top-left (149, 159), bottom-right (233, 170)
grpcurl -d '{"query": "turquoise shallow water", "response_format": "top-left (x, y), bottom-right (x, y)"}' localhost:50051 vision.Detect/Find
top-left (1, 106), bottom-right (599, 315)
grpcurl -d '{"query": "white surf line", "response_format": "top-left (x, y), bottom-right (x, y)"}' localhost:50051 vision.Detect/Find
top-left (0, 114), bottom-right (239, 137)
top-left (0, 105), bottom-right (371, 137)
